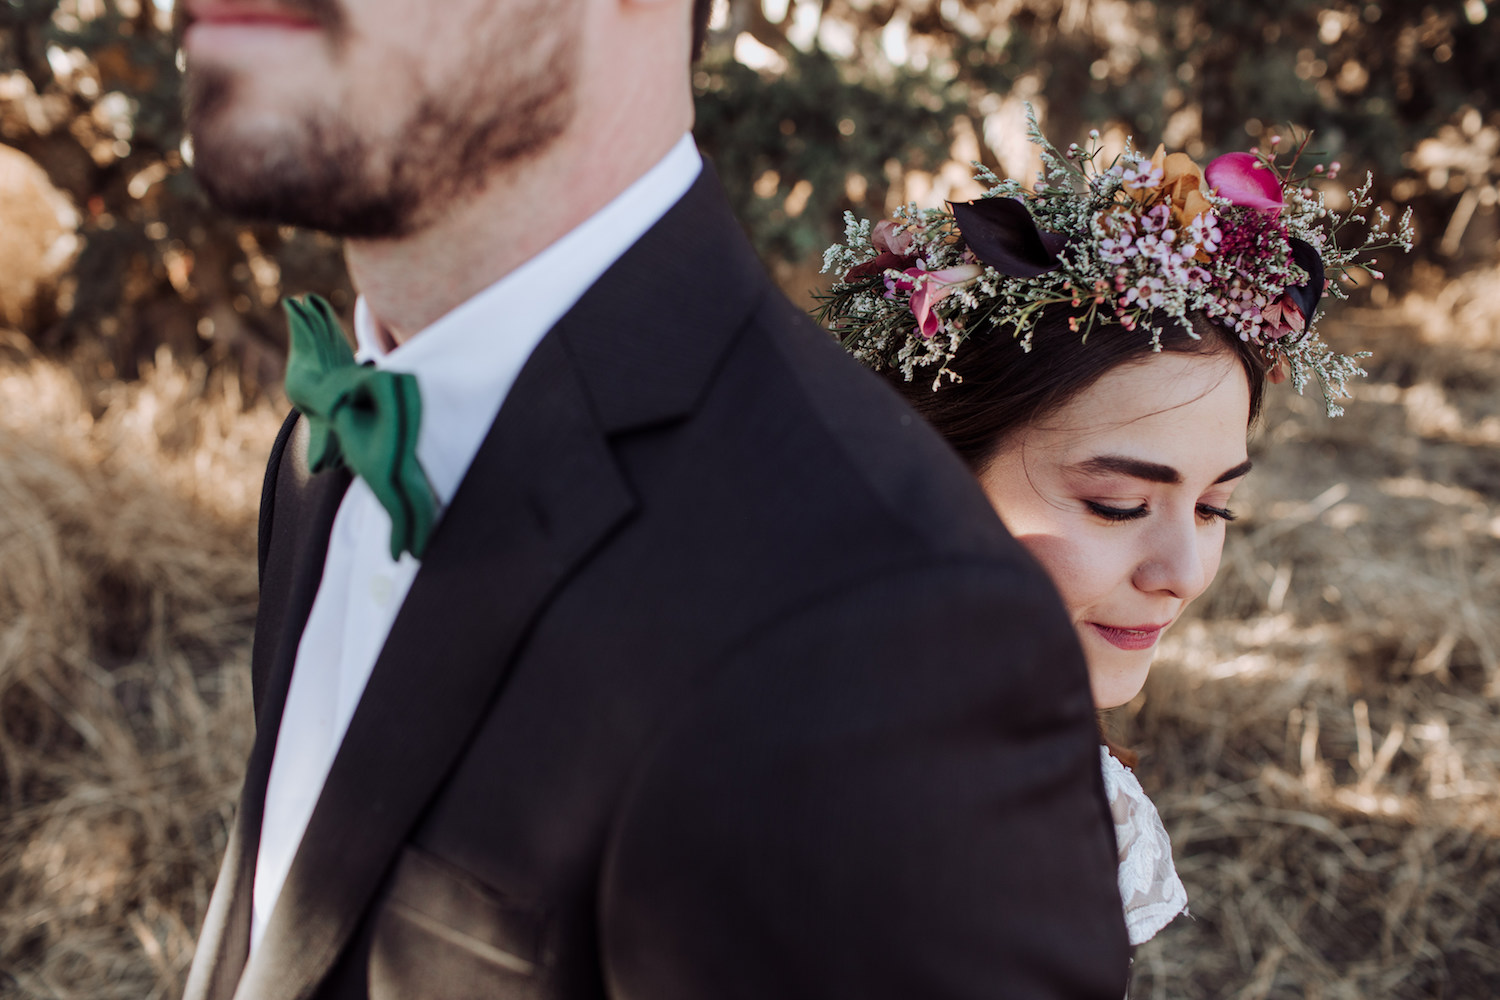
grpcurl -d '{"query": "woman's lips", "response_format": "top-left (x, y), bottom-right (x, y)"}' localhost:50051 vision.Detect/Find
top-left (1088, 622), bottom-right (1167, 651)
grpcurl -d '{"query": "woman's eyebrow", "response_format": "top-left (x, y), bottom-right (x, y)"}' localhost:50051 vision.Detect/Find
top-left (1072, 455), bottom-right (1181, 484)
top-left (1070, 455), bottom-right (1254, 485)
top-left (1215, 459), bottom-right (1253, 484)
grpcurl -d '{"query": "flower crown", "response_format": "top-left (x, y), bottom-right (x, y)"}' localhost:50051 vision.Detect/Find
top-left (817, 108), bottom-right (1414, 416)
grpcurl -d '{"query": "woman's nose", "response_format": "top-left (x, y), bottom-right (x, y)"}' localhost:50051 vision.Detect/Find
top-left (1134, 515), bottom-right (1213, 600)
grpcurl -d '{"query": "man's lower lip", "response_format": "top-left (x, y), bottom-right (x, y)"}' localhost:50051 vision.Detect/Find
top-left (1090, 623), bottom-right (1164, 651)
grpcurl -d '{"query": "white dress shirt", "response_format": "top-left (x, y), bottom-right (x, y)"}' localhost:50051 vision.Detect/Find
top-left (250, 136), bottom-right (702, 950)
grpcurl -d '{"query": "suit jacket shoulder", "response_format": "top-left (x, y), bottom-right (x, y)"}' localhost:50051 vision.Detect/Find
top-left (601, 559), bottom-right (1125, 1000)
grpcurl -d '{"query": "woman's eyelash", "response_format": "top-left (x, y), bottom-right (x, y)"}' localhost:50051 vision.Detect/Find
top-left (1085, 501), bottom-right (1148, 522)
top-left (1084, 501), bottom-right (1238, 523)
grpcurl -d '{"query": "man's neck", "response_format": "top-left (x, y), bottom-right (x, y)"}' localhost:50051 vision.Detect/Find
top-left (346, 96), bottom-right (692, 346)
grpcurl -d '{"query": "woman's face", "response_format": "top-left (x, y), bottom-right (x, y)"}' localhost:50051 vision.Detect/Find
top-left (978, 350), bottom-right (1252, 709)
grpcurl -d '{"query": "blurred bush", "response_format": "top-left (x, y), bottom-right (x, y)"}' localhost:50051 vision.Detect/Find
top-left (0, 0), bottom-right (1496, 382)
top-left (696, 0), bottom-right (1498, 297)
top-left (0, 0), bottom-right (349, 392)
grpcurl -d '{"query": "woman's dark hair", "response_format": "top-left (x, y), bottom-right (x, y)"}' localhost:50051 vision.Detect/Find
top-left (884, 308), bottom-right (1268, 474)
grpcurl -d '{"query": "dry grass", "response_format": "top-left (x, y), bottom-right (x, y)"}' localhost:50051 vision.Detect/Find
top-left (1125, 263), bottom-right (1500, 998)
top-left (0, 266), bottom-right (1497, 998)
top-left (0, 341), bottom-right (280, 999)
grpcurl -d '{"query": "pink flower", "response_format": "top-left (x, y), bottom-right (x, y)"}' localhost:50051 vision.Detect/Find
top-left (1259, 294), bottom-right (1306, 340)
top-left (907, 264), bottom-right (982, 339)
top-left (846, 219), bottom-right (920, 281)
top-left (884, 268), bottom-right (919, 298)
top-left (1205, 152), bottom-right (1284, 217)
top-left (873, 219), bottom-right (918, 256)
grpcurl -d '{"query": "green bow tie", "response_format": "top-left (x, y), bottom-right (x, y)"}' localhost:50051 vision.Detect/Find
top-left (282, 294), bottom-right (438, 561)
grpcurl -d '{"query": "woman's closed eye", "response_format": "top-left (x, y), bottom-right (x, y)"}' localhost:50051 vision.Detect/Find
top-left (1084, 500), bottom-right (1238, 523)
top-left (1196, 502), bottom-right (1237, 524)
top-left (1084, 500), bottom-right (1148, 522)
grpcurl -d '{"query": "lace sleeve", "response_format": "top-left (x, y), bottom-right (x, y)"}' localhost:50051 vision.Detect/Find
top-left (1100, 747), bottom-right (1189, 946)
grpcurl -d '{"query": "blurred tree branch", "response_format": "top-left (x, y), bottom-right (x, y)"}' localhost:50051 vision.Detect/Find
top-left (697, 0), bottom-right (1499, 290)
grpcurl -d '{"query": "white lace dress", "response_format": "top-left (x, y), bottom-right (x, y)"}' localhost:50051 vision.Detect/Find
top-left (1100, 747), bottom-right (1189, 946)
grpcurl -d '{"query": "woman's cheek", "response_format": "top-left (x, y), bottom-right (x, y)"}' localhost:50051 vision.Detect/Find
top-left (1014, 530), bottom-right (1099, 618)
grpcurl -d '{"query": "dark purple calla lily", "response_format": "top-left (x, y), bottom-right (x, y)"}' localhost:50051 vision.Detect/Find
top-left (1283, 237), bottom-right (1324, 327)
top-left (950, 197), bottom-right (1068, 278)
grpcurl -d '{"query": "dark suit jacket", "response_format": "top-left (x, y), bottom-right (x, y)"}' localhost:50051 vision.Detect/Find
top-left (183, 167), bottom-right (1129, 1000)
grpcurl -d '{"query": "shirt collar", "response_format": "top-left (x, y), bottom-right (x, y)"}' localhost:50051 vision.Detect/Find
top-left (351, 134), bottom-right (702, 509)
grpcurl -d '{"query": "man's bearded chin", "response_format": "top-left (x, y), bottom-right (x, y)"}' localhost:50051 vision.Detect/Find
top-left (183, 55), bottom-right (576, 240)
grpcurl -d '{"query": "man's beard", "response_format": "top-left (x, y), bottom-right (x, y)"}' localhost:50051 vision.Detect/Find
top-left (183, 3), bottom-right (577, 239)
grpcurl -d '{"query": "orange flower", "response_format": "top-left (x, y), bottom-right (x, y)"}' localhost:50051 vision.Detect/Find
top-left (1159, 149), bottom-right (1213, 228)
top-left (1126, 145), bottom-right (1213, 229)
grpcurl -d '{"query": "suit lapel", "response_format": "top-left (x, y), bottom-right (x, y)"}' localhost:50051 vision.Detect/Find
top-left (226, 164), bottom-right (775, 1000)
top-left (233, 332), bottom-right (636, 1000)
top-left (185, 418), bottom-right (351, 1000)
